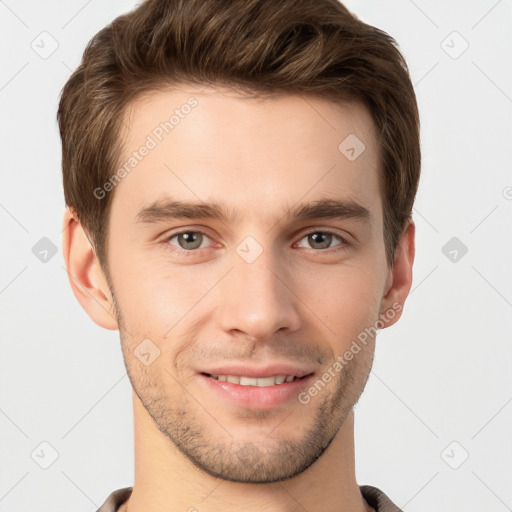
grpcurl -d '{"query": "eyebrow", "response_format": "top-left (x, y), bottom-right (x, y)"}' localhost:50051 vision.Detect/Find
top-left (135, 196), bottom-right (371, 226)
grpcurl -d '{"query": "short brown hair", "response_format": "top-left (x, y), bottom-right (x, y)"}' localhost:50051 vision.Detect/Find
top-left (58, 0), bottom-right (420, 271)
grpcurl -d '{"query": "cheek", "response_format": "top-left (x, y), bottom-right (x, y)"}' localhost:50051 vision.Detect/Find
top-left (109, 248), bottom-right (215, 338)
top-left (298, 260), bottom-right (384, 344)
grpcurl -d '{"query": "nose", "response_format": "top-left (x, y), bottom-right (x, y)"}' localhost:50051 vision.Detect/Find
top-left (215, 243), bottom-right (302, 341)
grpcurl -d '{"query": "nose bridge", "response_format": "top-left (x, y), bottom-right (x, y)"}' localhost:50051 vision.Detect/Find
top-left (216, 237), bottom-right (301, 339)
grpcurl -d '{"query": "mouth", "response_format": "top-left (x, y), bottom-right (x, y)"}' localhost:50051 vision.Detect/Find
top-left (197, 370), bottom-right (316, 410)
top-left (200, 372), bottom-right (311, 386)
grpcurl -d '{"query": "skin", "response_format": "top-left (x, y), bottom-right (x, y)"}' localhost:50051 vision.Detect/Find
top-left (62, 85), bottom-right (415, 512)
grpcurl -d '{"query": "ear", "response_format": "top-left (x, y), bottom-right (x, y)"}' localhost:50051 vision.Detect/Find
top-left (378, 219), bottom-right (415, 327)
top-left (62, 208), bottom-right (119, 330)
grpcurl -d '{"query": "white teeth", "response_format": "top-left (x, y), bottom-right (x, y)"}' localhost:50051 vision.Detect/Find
top-left (257, 377), bottom-right (276, 387)
top-left (209, 374), bottom-right (297, 386)
top-left (240, 376), bottom-right (258, 386)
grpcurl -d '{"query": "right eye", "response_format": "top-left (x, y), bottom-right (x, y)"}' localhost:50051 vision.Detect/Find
top-left (165, 230), bottom-right (215, 252)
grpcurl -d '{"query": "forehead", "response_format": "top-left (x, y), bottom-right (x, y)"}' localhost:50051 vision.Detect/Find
top-left (112, 86), bottom-right (382, 228)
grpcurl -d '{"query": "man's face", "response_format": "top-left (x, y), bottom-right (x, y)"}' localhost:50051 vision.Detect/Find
top-left (105, 86), bottom-right (393, 483)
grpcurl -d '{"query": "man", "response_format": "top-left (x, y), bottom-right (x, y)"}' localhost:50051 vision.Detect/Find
top-left (58, 0), bottom-right (420, 510)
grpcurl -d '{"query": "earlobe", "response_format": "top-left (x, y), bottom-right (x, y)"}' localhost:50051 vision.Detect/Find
top-left (379, 219), bottom-right (415, 327)
top-left (62, 208), bottom-right (119, 331)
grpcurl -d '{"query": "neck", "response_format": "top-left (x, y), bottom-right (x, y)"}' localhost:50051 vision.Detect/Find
top-left (123, 391), bottom-right (372, 512)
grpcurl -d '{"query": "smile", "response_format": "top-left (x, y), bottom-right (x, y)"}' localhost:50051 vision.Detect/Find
top-left (203, 373), bottom-right (301, 386)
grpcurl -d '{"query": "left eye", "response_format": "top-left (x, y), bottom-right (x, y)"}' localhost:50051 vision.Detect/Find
top-left (296, 231), bottom-right (345, 250)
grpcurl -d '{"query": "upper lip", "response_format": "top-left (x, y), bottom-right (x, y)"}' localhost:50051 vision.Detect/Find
top-left (199, 363), bottom-right (315, 379)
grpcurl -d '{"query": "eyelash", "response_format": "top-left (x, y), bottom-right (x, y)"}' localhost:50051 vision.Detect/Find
top-left (162, 228), bottom-right (351, 256)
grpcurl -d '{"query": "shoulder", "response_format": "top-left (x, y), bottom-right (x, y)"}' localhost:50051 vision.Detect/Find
top-left (96, 487), bottom-right (133, 512)
top-left (359, 485), bottom-right (403, 512)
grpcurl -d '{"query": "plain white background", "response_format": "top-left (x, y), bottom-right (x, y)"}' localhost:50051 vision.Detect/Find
top-left (0, 1), bottom-right (511, 511)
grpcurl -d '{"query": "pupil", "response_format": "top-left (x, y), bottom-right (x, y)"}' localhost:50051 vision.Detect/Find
top-left (310, 232), bottom-right (331, 249)
top-left (180, 232), bottom-right (201, 250)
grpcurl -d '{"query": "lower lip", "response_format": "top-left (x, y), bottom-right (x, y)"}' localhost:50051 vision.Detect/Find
top-left (198, 373), bottom-right (315, 410)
